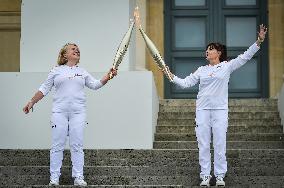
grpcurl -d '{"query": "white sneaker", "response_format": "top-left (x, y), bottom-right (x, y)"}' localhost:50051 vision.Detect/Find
top-left (216, 176), bottom-right (225, 187)
top-left (74, 176), bottom-right (87, 186)
top-left (200, 175), bottom-right (211, 187)
top-left (48, 179), bottom-right (59, 186)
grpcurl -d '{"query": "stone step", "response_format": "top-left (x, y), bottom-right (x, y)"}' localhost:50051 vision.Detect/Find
top-left (159, 106), bottom-right (279, 113)
top-left (7, 186), bottom-right (281, 188)
top-left (2, 158), bottom-right (284, 172)
top-left (1, 155), bottom-right (283, 167)
top-left (159, 106), bottom-right (278, 112)
top-left (157, 119), bottom-right (282, 126)
top-left (158, 112), bottom-right (280, 120)
top-left (1, 150), bottom-right (284, 166)
top-left (1, 174), bottom-right (184, 186)
top-left (2, 167), bottom-right (284, 185)
top-left (5, 183), bottom-right (284, 188)
top-left (154, 141), bottom-right (284, 149)
top-left (155, 133), bottom-right (284, 141)
top-left (191, 175), bottom-right (284, 188)
top-left (160, 99), bottom-right (278, 107)
top-left (7, 185), bottom-right (183, 188)
top-left (2, 149), bottom-right (284, 158)
top-left (1, 175), bottom-right (284, 187)
top-left (0, 187), bottom-right (258, 188)
top-left (156, 125), bottom-right (283, 134)
top-left (3, 186), bottom-right (182, 188)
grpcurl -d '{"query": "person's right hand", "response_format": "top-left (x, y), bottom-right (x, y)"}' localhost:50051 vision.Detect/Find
top-left (23, 101), bottom-right (34, 114)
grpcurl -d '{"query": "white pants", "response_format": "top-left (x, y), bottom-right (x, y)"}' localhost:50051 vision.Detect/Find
top-left (50, 112), bottom-right (86, 181)
top-left (195, 109), bottom-right (228, 178)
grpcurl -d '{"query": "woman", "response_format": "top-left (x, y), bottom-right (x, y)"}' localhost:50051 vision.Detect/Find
top-left (164, 25), bottom-right (267, 187)
top-left (23, 43), bottom-right (117, 186)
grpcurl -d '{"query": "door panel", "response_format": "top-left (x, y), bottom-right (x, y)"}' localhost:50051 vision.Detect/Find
top-left (226, 17), bottom-right (256, 47)
top-left (164, 0), bottom-right (268, 98)
top-left (174, 17), bottom-right (206, 48)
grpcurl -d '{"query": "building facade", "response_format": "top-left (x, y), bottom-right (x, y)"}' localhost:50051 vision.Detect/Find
top-left (0, 0), bottom-right (283, 98)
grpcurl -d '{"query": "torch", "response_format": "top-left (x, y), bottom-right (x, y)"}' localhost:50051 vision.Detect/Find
top-left (109, 20), bottom-right (135, 79)
top-left (134, 6), bottom-right (173, 82)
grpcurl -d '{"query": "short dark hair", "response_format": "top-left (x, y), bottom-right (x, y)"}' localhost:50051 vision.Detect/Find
top-left (206, 42), bottom-right (227, 62)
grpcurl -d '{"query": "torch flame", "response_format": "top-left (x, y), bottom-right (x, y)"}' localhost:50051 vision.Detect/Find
top-left (134, 6), bottom-right (141, 28)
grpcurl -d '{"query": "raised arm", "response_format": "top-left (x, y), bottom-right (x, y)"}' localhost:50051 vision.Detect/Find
top-left (227, 24), bottom-right (267, 73)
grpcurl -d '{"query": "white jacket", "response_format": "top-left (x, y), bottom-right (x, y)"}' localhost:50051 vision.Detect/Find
top-left (39, 65), bottom-right (103, 113)
top-left (173, 43), bottom-right (260, 110)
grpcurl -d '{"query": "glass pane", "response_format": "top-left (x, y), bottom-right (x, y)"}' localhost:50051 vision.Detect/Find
top-left (175, 0), bottom-right (205, 6)
top-left (173, 58), bottom-right (207, 92)
top-left (226, 0), bottom-right (256, 6)
top-left (226, 17), bottom-right (256, 47)
top-left (175, 17), bottom-right (206, 48)
top-left (229, 58), bottom-right (258, 90)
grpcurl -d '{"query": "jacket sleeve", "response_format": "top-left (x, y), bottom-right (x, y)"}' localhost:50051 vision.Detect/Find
top-left (173, 67), bottom-right (201, 89)
top-left (227, 42), bottom-right (260, 73)
top-left (84, 71), bottom-right (103, 90)
top-left (38, 68), bottom-right (56, 96)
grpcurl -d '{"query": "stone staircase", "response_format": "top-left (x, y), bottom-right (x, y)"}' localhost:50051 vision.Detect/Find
top-left (1, 99), bottom-right (284, 187)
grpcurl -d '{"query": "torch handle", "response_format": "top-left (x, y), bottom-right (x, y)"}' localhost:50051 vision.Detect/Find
top-left (109, 67), bottom-right (116, 80)
top-left (109, 72), bottom-right (114, 80)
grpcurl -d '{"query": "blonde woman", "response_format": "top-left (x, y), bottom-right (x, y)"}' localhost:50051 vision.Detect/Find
top-left (23, 43), bottom-right (117, 186)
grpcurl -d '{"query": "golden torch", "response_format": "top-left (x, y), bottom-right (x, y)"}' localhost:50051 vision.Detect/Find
top-left (109, 20), bottom-right (135, 79)
top-left (134, 7), bottom-right (173, 82)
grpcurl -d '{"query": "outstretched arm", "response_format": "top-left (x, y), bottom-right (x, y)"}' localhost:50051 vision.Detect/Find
top-left (85, 68), bottom-right (117, 90)
top-left (23, 91), bottom-right (44, 114)
top-left (100, 68), bottom-right (117, 85)
top-left (227, 24), bottom-right (267, 73)
top-left (163, 66), bottom-right (200, 89)
top-left (23, 68), bottom-right (56, 114)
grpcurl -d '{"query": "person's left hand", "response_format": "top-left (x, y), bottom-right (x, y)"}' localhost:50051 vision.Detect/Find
top-left (108, 68), bottom-right (117, 80)
top-left (258, 24), bottom-right (268, 41)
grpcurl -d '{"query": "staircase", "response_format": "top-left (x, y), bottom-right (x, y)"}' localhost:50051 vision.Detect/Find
top-left (155, 99), bottom-right (284, 187)
top-left (1, 99), bottom-right (284, 187)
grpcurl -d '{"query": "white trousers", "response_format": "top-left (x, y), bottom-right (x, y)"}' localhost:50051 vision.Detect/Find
top-left (50, 112), bottom-right (86, 181)
top-left (195, 109), bottom-right (228, 178)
